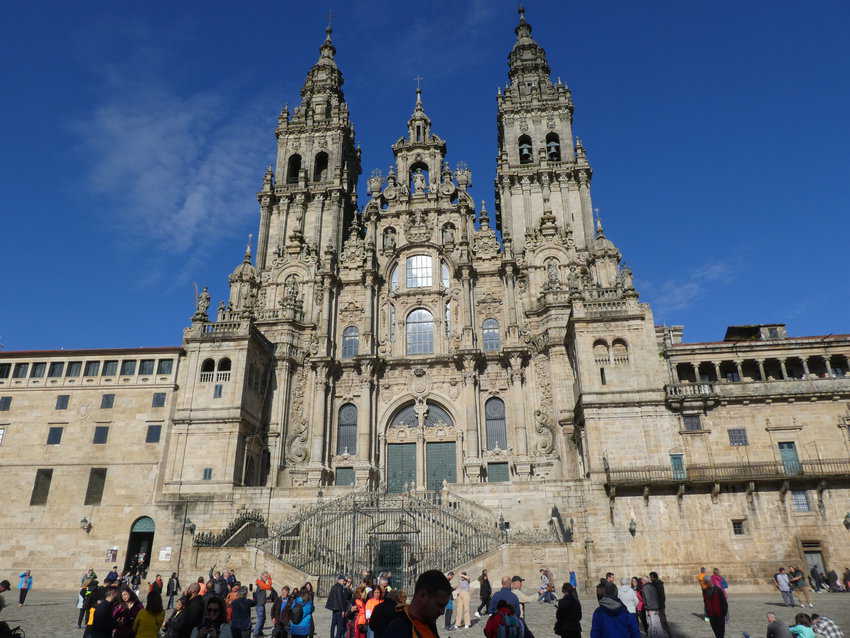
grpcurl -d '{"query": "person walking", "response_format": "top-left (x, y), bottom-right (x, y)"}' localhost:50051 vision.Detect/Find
top-left (775, 567), bottom-right (795, 607)
top-left (789, 566), bottom-right (813, 608)
top-left (554, 583), bottom-right (581, 638)
top-left (16, 570), bottom-right (32, 607)
top-left (326, 575), bottom-right (351, 638)
top-left (475, 570), bottom-right (492, 618)
top-left (703, 582), bottom-right (728, 638)
top-left (589, 583), bottom-right (640, 638)
top-left (134, 590), bottom-right (166, 638)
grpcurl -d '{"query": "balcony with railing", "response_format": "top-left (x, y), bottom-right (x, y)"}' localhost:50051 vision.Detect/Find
top-left (605, 458), bottom-right (850, 489)
top-left (665, 375), bottom-right (850, 408)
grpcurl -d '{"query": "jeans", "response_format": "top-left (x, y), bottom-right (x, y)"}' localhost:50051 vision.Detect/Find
top-left (476, 597), bottom-right (490, 615)
top-left (780, 590), bottom-right (795, 606)
top-left (330, 610), bottom-right (346, 638)
top-left (19, 589), bottom-right (29, 605)
top-left (255, 604), bottom-right (267, 636)
top-left (444, 608), bottom-right (453, 629)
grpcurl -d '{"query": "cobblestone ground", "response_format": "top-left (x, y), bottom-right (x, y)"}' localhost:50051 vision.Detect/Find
top-left (3, 590), bottom-right (850, 638)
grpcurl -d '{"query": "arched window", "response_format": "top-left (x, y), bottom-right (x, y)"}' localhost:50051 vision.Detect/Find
top-left (390, 265), bottom-right (399, 292)
top-left (441, 261), bottom-right (450, 288)
top-left (200, 359), bottom-right (215, 382)
top-left (286, 154), bottom-right (302, 184)
top-left (406, 309), bottom-right (434, 355)
top-left (482, 319), bottom-right (501, 352)
top-left (592, 340), bottom-right (609, 365)
top-left (391, 401), bottom-right (454, 428)
top-left (546, 132), bottom-right (561, 161)
top-left (342, 326), bottom-right (359, 359)
top-left (406, 255), bottom-right (433, 288)
top-left (518, 135), bottom-right (533, 164)
top-left (337, 403), bottom-right (357, 455)
top-left (217, 358), bottom-right (232, 372)
top-left (313, 152), bottom-right (329, 182)
top-left (485, 398), bottom-right (508, 450)
top-left (612, 339), bottom-right (629, 365)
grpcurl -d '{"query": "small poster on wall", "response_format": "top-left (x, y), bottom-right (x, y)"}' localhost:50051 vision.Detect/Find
top-left (158, 546), bottom-right (172, 561)
top-left (106, 547), bottom-right (118, 562)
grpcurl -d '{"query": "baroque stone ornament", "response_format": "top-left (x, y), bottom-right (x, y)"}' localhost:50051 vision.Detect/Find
top-left (286, 418), bottom-right (310, 464)
top-left (534, 408), bottom-right (555, 455)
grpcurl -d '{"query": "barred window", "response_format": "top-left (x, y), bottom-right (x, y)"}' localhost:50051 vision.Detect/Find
top-left (728, 428), bottom-right (748, 446)
top-left (482, 319), bottom-right (501, 352)
top-left (342, 326), bottom-right (359, 359)
top-left (485, 397), bottom-right (508, 450)
top-left (337, 403), bottom-right (357, 455)
top-left (791, 490), bottom-right (810, 512)
top-left (406, 309), bottom-right (434, 355)
top-left (406, 255), bottom-right (433, 288)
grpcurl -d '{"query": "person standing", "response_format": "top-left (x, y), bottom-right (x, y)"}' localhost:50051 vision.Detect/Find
top-left (617, 579), bottom-right (638, 621)
top-left (365, 587), bottom-right (384, 638)
top-left (326, 575), bottom-right (350, 638)
top-left (590, 583), bottom-right (640, 638)
top-left (510, 576), bottom-right (531, 619)
top-left (230, 587), bottom-right (257, 638)
top-left (488, 577), bottom-right (520, 615)
top-left (789, 566), bottom-right (813, 608)
top-left (775, 567), bottom-right (795, 607)
top-left (88, 588), bottom-right (120, 638)
top-left (105, 567), bottom-right (120, 585)
top-left (554, 583), bottom-right (581, 638)
top-left (134, 591), bottom-right (166, 638)
top-left (454, 572), bottom-right (471, 629)
top-left (696, 567), bottom-right (710, 623)
top-left (113, 588), bottom-right (143, 638)
top-left (167, 573), bottom-right (181, 610)
top-left (190, 596), bottom-right (235, 638)
top-left (176, 582), bottom-right (207, 638)
top-left (649, 572), bottom-right (669, 635)
top-left (632, 577), bottom-right (647, 634)
top-left (254, 572), bottom-right (274, 637)
top-left (703, 583), bottom-right (728, 638)
top-left (17, 570), bottom-right (32, 607)
top-left (289, 589), bottom-right (315, 638)
top-left (383, 570), bottom-right (453, 638)
top-left (641, 577), bottom-right (667, 638)
top-left (475, 570), bottom-right (492, 618)
top-left (810, 566), bottom-right (826, 593)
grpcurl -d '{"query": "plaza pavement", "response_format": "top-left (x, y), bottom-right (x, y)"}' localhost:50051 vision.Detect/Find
top-left (3, 589), bottom-right (850, 637)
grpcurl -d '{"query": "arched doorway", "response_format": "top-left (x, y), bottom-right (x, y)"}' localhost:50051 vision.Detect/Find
top-left (125, 516), bottom-right (155, 572)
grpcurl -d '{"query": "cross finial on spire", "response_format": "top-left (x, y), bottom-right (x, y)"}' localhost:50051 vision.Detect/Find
top-left (244, 233), bottom-right (254, 262)
top-left (518, 4), bottom-right (526, 21)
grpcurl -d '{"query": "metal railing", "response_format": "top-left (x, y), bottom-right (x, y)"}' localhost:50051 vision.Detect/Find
top-left (605, 458), bottom-right (850, 486)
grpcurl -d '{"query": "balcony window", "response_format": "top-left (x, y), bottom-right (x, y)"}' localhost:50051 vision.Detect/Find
top-left (47, 362), bottom-right (64, 378)
top-left (120, 360), bottom-right (137, 376)
top-left (791, 490), bottom-right (811, 512)
top-left (102, 360), bottom-right (118, 376)
top-left (670, 454), bottom-right (685, 480)
top-left (66, 362), bottom-right (82, 377)
top-left (30, 362), bottom-right (46, 378)
top-left (406, 255), bottom-right (433, 288)
top-left (139, 359), bottom-right (155, 375)
top-left (0, 363), bottom-right (10, 379)
top-left (13, 363), bottom-right (29, 379)
top-left (157, 359), bottom-right (174, 375)
top-left (83, 361), bottom-right (100, 377)
top-left (727, 428), bottom-right (749, 446)
top-left (682, 415), bottom-right (701, 431)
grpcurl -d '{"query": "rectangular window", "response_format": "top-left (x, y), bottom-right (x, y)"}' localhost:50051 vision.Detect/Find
top-left (66, 361), bottom-right (82, 377)
top-left (0, 363), bottom-right (10, 379)
top-left (732, 519), bottom-right (746, 535)
top-left (791, 490), bottom-right (811, 512)
top-left (93, 426), bottom-right (109, 444)
top-left (120, 360), bottom-right (137, 376)
top-left (600, 368), bottom-right (606, 385)
top-left (30, 468), bottom-right (53, 505)
top-left (84, 468), bottom-right (107, 505)
top-left (47, 362), bottom-right (65, 377)
top-left (213, 384), bottom-right (223, 398)
top-left (13, 363), bottom-right (29, 378)
top-left (102, 360), bottom-right (118, 376)
top-left (335, 467), bottom-right (355, 486)
top-left (83, 361), bottom-right (100, 377)
top-left (728, 428), bottom-right (749, 446)
top-left (100, 394), bottom-right (115, 409)
top-left (139, 359), bottom-right (155, 375)
top-left (202, 467), bottom-right (213, 480)
top-left (152, 392), bottom-right (166, 408)
top-left (156, 359), bottom-right (174, 375)
top-left (145, 424), bottom-right (162, 443)
top-left (30, 362), bottom-right (46, 378)
top-left (46, 426), bottom-right (63, 445)
top-left (683, 415), bottom-right (701, 431)
top-left (55, 394), bottom-right (70, 410)
top-left (670, 454), bottom-right (686, 480)
top-left (0, 396), bottom-right (11, 411)
top-left (487, 462), bottom-right (510, 483)
top-left (405, 255), bottom-right (433, 288)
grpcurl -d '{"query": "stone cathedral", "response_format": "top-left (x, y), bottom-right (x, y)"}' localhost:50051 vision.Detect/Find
top-left (2, 9), bottom-right (849, 593)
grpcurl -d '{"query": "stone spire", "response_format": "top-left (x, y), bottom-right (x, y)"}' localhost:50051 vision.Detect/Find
top-left (508, 5), bottom-right (551, 86)
top-left (299, 24), bottom-right (344, 101)
top-left (407, 86), bottom-right (432, 142)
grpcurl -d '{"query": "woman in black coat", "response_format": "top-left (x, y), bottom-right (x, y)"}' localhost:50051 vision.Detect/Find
top-left (554, 583), bottom-right (582, 638)
top-left (476, 570), bottom-right (492, 617)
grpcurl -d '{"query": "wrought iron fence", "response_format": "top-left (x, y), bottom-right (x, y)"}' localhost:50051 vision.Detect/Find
top-left (194, 510), bottom-right (267, 547)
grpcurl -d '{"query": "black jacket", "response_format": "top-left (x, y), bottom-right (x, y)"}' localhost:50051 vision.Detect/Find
top-left (384, 609), bottom-right (439, 638)
top-left (554, 595), bottom-right (582, 636)
top-left (370, 600), bottom-right (403, 638)
top-left (325, 583), bottom-right (350, 612)
top-left (480, 578), bottom-right (492, 600)
top-left (651, 578), bottom-right (665, 609)
top-left (174, 595), bottom-right (205, 638)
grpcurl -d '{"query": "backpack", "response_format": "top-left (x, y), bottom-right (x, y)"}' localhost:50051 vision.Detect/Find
top-left (496, 614), bottom-right (522, 638)
top-left (290, 602), bottom-right (304, 624)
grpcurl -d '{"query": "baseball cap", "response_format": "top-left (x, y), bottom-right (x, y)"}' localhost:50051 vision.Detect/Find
top-left (511, 575), bottom-right (524, 582)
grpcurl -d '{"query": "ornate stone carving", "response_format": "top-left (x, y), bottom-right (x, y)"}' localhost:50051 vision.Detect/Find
top-left (193, 286), bottom-right (211, 321)
top-left (476, 291), bottom-right (503, 318)
top-left (472, 231), bottom-right (500, 260)
top-left (286, 418), bottom-right (310, 464)
top-left (339, 299), bottom-right (364, 323)
top-left (404, 210), bottom-right (433, 244)
top-left (533, 408), bottom-right (555, 455)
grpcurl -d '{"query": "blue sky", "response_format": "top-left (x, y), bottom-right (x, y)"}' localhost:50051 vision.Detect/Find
top-left (1, 0), bottom-right (848, 350)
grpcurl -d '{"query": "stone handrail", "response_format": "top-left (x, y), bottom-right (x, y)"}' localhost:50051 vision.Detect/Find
top-left (665, 382), bottom-right (715, 397)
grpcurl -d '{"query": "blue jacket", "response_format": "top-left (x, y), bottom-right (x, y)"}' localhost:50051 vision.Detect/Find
top-left (289, 597), bottom-right (314, 636)
top-left (488, 588), bottom-right (520, 614)
top-left (590, 597), bottom-right (640, 638)
top-left (18, 573), bottom-right (33, 589)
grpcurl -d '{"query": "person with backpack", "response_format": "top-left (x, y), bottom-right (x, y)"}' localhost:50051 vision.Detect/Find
top-left (289, 589), bottom-right (314, 638)
top-left (589, 583), bottom-right (640, 638)
top-left (484, 600), bottom-right (522, 638)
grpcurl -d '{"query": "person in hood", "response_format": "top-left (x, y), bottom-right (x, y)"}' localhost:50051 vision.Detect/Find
top-left (554, 583), bottom-right (581, 638)
top-left (589, 584), bottom-right (640, 638)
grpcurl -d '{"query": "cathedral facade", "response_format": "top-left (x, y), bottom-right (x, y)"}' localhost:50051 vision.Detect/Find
top-left (2, 10), bottom-right (849, 591)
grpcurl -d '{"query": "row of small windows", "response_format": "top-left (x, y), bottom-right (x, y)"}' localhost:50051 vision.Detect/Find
top-left (286, 152), bottom-right (329, 184)
top-left (42, 423), bottom-right (161, 446)
top-left (593, 339), bottom-right (629, 365)
top-left (200, 358), bottom-right (232, 382)
top-left (30, 467), bottom-right (109, 506)
top-left (0, 359), bottom-right (174, 380)
top-left (518, 133), bottom-right (561, 164)
top-left (0, 393), bottom-right (166, 412)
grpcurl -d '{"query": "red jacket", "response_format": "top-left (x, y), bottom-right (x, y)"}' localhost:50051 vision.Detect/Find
top-left (484, 609), bottom-right (510, 638)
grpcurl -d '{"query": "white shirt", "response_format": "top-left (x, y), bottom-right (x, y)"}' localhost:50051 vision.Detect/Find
top-left (618, 585), bottom-right (639, 613)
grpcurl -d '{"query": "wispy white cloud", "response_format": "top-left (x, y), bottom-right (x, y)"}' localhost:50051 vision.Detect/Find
top-left (642, 261), bottom-right (736, 316)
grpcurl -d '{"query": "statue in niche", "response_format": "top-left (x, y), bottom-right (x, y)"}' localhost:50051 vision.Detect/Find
top-left (442, 224), bottom-right (455, 245)
top-left (567, 265), bottom-right (581, 291)
top-left (284, 275), bottom-right (300, 300)
top-left (383, 228), bottom-right (397, 252)
top-left (195, 286), bottom-right (211, 317)
top-left (546, 261), bottom-right (561, 290)
top-left (413, 168), bottom-right (426, 194)
top-left (619, 265), bottom-right (634, 290)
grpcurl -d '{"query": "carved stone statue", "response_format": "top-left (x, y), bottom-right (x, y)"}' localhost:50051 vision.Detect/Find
top-left (383, 228), bottom-right (397, 252)
top-left (194, 286), bottom-right (211, 319)
top-left (567, 265), bottom-right (580, 291)
top-left (284, 275), bottom-right (300, 300)
top-left (546, 261), bottom-right (560, 290)
top-left (442, 224), bottom-right (455, 245)
top-left (619, 266), bottom-right (634, 290)
top-left (413, 168), bottom-right (426, 194)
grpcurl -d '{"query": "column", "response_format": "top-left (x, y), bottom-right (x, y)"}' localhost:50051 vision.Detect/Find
top-left (416, 428), bottom-right (426, 491)
top-left (309, 365), bottom-right (328, 464)
top-left (671, 364), bottom-right (680, 383)
top-left (734, 360), bottom-right (743, 381)
top-left (779, 359), bottom-right (788, 380)
top-left (272, 360), bottom-right (293, 478)
top-left (364, 273), bottom-right (376, 352)
top-left (802, 358), bottom-right (810, 378)
top-left (757, 359), bottom-right (767, 381)
top-left (463, 357), bottom-right (480, 459)
top-left (256, 204), bottom-right (271, 269)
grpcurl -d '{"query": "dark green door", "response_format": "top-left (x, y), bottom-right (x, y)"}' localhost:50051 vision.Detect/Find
top-left (375, 540), bottom-right (404, 586)
top-left (387, 443), bottom-right (416, 493)
top-left (426, 441), bottom-right (456, 491)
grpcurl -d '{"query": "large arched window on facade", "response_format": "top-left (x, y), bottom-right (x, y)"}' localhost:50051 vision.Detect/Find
top-left (482, 319), bottom-right (501, 352)
top-left (546, 132), bottom-right (561, 161)
top-left (337, 403), bottom-right (357, 455)
top-left (406, 255), bottom-right (433, 288)
top-left (406, 309), bottom-right (434, 355)
top-left (518, 135), bottom-right (533, 164)
top-left (286, 154), bottom-right (302, 184)
top-left (485, 397), bottom-right (508, 450)
top-left (342, 326), bottom-right (359, 359)
top-left (313, 151), bottom-right (329, 182)
top-left (200, 358), bottom-right (215, 382)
